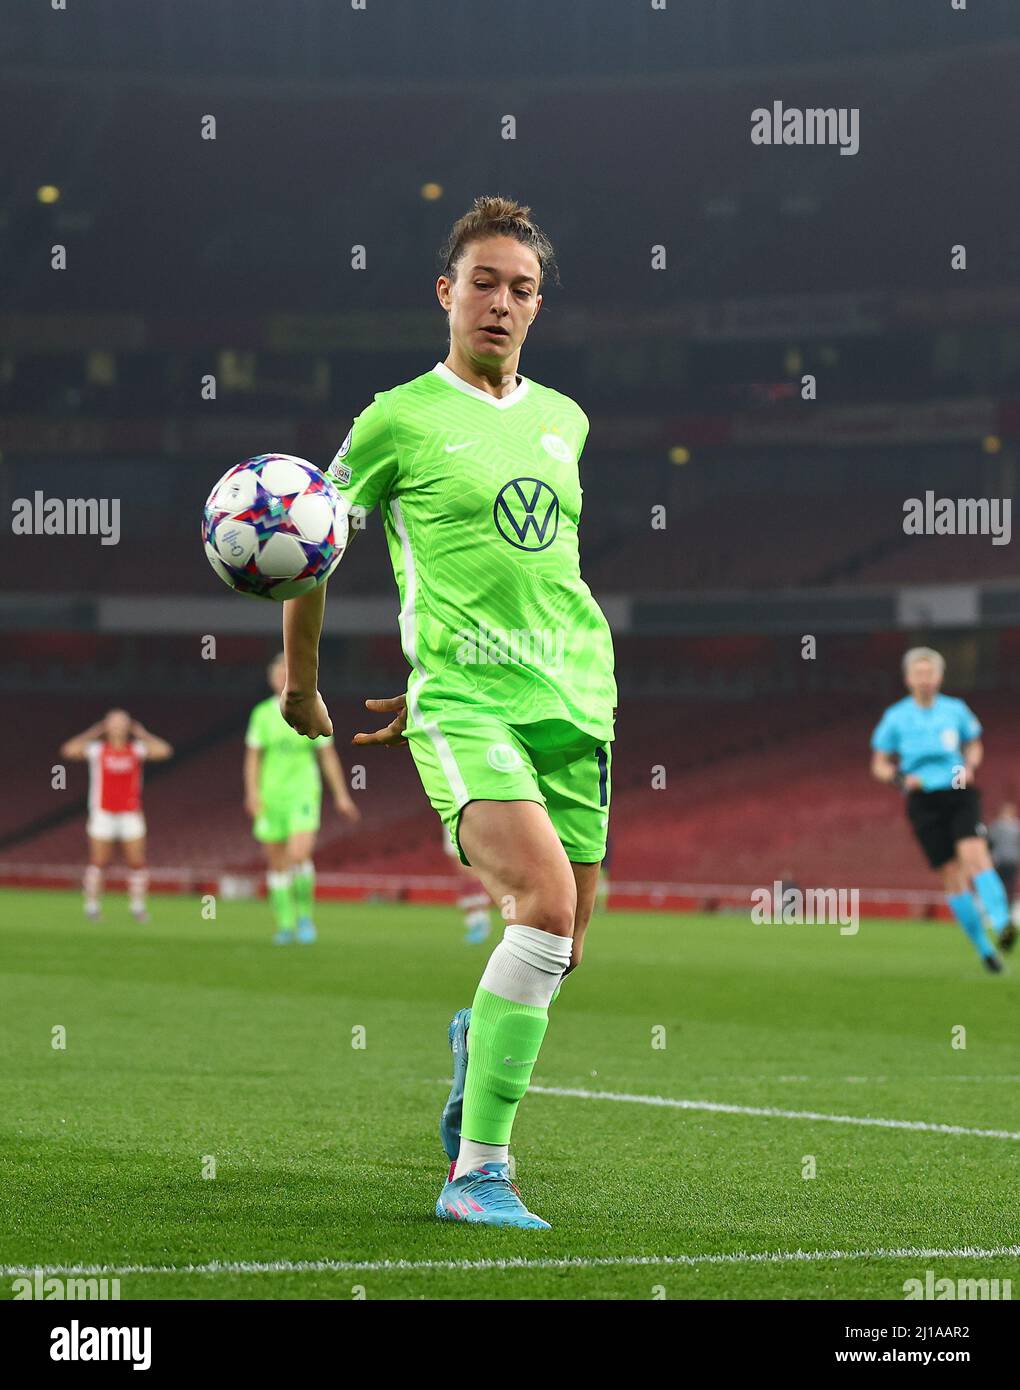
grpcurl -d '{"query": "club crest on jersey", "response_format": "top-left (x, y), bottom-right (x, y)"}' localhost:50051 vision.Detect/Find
top-left (328, 429), bottom-right (353, 484)
top-left (486, 742), bottom-right (524, 772)
top-left (493, 477), bottom-right (560, 552)
top-left (540, 433), bottom-right (573, 463)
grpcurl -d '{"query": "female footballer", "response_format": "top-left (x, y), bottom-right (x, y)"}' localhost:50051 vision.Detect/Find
top-left (281, 196), bottom-right (616, 1228)
top-left (245, 651), bottom-right (360, 944)
top-left (61, 708), bottom-right (173, 923)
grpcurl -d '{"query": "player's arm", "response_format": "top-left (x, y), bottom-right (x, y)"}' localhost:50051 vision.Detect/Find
top-left (131, 720), bottom-right (173, 760)
top-left (317, 743), bottom-right (361, 822)
top-left (961, 738), bottom-right (983, 784)
top-left (60, 719), bottom-right (108, 761)
top-left (281, 582), bottom-right (333, 738)
top-left (290, 397), bottom-right (397, 741)
top-left (870, 749), bottom-right (899, 784)
top-left (243, 746), bottom-right (262, 818)
top-left (872, 750), bottom-right (922, 791)
top-left (871, 749), bottom-right (921, 789)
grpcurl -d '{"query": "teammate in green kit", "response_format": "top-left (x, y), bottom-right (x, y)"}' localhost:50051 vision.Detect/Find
top-left (281, 195), bottom-right (616, 1227)
top-left (244, 652), bottom-right (360, 944)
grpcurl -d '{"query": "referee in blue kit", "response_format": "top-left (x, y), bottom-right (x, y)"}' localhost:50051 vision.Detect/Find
top-left (870, 647), bottom-right (1015, 972)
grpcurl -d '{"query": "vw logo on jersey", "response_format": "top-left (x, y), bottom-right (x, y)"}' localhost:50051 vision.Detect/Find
top-left (540, 432), bottom-right (574, 463)
top-left (487, 742), bottom-right (524, 772)
top-left (493, 477), bottom-right (560, 551)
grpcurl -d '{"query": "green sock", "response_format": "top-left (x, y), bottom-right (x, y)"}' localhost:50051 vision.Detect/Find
top-left (461, 986), bottom-right (550, 1145)
top-left (292, 859), bottom-right (315, 920)
top-left (267, 870), bottom-right (296, 932)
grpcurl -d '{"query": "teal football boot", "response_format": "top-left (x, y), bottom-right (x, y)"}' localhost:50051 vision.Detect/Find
top-left (440, 1007), bottom-right (471, 1161)
top-left (435, 1162), bottom-right (550, 1229)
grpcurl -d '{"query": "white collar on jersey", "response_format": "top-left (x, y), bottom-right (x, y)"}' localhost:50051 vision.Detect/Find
top-left (432, 360), bottom-right (530, 409)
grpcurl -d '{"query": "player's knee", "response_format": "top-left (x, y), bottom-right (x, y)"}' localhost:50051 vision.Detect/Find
top-left (525, 898), bottom-right (576, 938)
top-left (942, 862), bottom-right (966, 894)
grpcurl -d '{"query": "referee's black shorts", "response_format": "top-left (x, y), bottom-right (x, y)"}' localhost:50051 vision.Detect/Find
top-left (906, 787), bottom-right (985, 869)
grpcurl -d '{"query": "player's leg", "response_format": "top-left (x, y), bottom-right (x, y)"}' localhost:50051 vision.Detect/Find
top-left (406, 718), bottom-right (576, 1225)
top-left (263, 838), bottom-right (297, 944)
top-left (252, 798), bottom-right (297, 942)
top-left (565, 861), bottom-right (602, 973)
top-left (456, 797), bottom-right (574, 1154)
top-left (446, 826), bottom-right (493, 943)
top-left (436, 798), bottom-right (573, 1227)
top-left (997, 862), bottom-right (1019, 947)
top-left (941, 856), bottom-right (999, 967)
top-left (958, 835), bottom-right (1011, 936)
top-left (439, 856), bottom-right (600, 1162)
top-left (909, 791), bottom-right (997, 966)
top-left (122, 828), bottom-right (149, 923)
top-left (999, 862), bottom-right (1018, 913)
top-left (440, 734), bottom-right (611, 1174)
top-left (84, 833), bottom-right (113, 920)
top-left (289, 828), bottom-right (318, 943)
top-left (546, 736), bottom-right (613, 990)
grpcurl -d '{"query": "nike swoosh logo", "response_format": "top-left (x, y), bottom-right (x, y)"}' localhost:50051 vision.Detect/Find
top-left (444, 441), bottom-right (479, 453)
top-left (503, 1057), bottom-right (536, 1067)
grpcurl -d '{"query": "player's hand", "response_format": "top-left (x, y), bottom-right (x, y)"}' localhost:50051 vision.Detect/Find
top-left (336, 794), bottom-right (361, 823)
top-left (245, 794), bottom-right (262, 819)
top-left (352, 695), bottom-right (408, 748)
top-left (903, 774), bottom-right (924, 791)
top-left (281, 687), bottom-right (333, 739)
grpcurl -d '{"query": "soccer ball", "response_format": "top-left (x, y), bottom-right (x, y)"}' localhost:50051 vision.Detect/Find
top-left (202, 454), bottom-right (350, 600)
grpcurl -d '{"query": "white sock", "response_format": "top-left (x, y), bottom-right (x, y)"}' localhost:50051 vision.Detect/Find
top-left (84, 864), bottom-right (103, 909)
top-left (454, 1139), bottom-right (509, 1175)
top-left (477, 923), bottom-right (572, 1008)
top-left (128, 868), bottom-right (149, 911)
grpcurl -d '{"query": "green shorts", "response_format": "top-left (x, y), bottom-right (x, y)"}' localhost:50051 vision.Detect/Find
top-left (404, 715), bottom-right (612, 866)
top-left (253, 793), bottom-right (321, 844)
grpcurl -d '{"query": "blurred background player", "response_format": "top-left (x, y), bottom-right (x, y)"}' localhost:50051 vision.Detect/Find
top-left (244, 652), bottom-right (360, 944)
top-left (988, 802), bottom-right (1020, 937)
top-left (870, 647), bottom-right (1011, 971)
top-left (60, 709), bottom-right (173, 922)
top-left (444, 825), bottom-right (493, 944)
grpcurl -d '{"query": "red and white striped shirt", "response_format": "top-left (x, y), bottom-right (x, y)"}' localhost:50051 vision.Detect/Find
top-left (86, 740), bottom-right (147, 814)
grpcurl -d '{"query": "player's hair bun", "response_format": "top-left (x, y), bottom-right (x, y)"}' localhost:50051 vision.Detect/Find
top-left (439, 194), bottom-right (560, 288)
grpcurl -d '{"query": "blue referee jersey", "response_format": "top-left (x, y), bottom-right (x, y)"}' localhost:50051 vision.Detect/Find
top-left (870, 694), bottom-right (982, 792)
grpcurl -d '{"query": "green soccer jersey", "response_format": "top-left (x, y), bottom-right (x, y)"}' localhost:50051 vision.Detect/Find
top-left (245, 696), bottom-right (331, 803)
top-left (326, 362), bottom-right (617, 741)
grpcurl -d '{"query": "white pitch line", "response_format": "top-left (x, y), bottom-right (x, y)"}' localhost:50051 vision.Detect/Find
top-left (4, 1246), bottom-right (1020, 1278)
top-left (526, 1084), bottom-right (1020, 1140)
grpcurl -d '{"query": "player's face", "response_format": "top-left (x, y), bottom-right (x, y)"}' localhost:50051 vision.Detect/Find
top-left (106, 710), bottom-right (130, 742)
top-left (905, 660), bottom-right (942, 702)
top-left (438, 236), bottom-right (542, 370)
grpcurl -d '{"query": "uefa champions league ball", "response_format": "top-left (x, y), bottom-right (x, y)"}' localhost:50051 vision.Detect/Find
top-left (202, 454), bottom-right (350, 600)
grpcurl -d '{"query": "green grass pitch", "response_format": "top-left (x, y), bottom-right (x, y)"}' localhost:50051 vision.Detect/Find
top-left (1, 888), bottom-right (1018, 1300)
